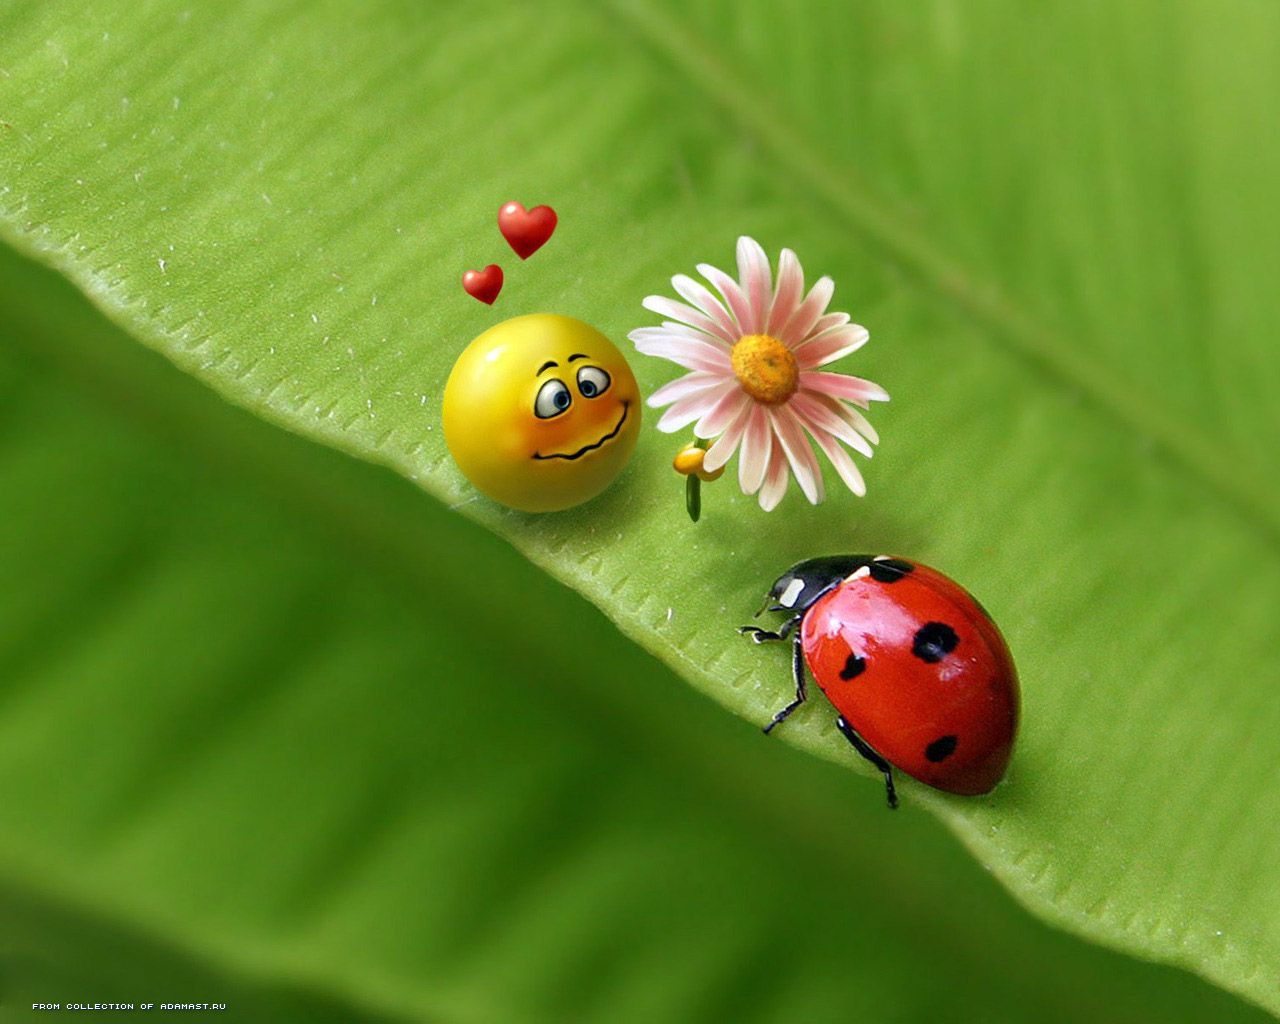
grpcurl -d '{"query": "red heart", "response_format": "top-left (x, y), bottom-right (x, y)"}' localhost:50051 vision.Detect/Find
top-left (462, 264), bottom-right (503, 305)
top-left (498, 201), bottom-right (557, 260)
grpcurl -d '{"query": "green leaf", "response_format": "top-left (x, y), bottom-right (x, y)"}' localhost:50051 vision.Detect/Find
top-left (0, 237), bottom-right (1271, 1024)
top-left (2, 0), bottom-right (1279, 1016)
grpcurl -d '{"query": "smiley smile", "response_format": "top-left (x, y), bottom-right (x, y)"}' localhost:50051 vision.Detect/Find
top-left (532, 403), bottom-right (629, 461)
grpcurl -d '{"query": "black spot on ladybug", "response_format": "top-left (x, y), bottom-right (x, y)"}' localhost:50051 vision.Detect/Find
top-left (839, 653), bottom-right (866, 680)
top-left (913, 622), bottom-right (959, 663)
top-left (869, 558), bottom-right (915, 583)
top-left (925, 735), bottom-right (958, 762)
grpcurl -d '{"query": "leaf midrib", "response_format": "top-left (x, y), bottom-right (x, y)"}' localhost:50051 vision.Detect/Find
top-left (608, 0), bottom-right (1280, 548)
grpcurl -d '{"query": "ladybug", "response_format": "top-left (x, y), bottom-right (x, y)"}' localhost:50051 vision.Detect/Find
top-left (741, 555), bottom-right (1019, 808)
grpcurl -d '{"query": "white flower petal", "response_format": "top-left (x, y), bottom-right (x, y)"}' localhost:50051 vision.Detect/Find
top-left (653, 319), bottom-right (738, 359)
top-left (630, 330), bottom-right (732, 373)
top-left (647, 371), bottom-right (727, 409)
top-left (808, 395), bottom-right (881, 444)
top-left (671, 274), bottom-right (738, 342)
top-left (806, 311), bottom-right (850, 339)
top-left (629, 325), bottom-right (701, 344)
top-left (799, 370), bottom-right (890, 405)
top-left (656, 380), bottom-right (736, 432)
top-left (768, 407), bottom-right (824, 505)
top-left (738, 405), bottom-right (772, 494)
top-left (697, 262), bottom-right (752, 332)
top-left (655, 401), bottom-right (706, 434)
top-left (801, 417), bottom-right (867, 497)
top-left (788, 392), bottom-right (874, 458)
top-left (766, 248), bottom-right (805, 337)
top-left (832, 401), bottom-right (881, 445)
top-left (642, 295), bottom-right (734, 345)
top-left (694, 388), bottom-right (751, 439)
top-left (702, 401), bottom-right (752, 472)
top-left (795, 324), bottom-right (870, 369)
top-left (780, 276), bottom-right (834, 346)
top-left (758, 437), bottom-right (790, 511)
top-left (736, 236), bottom-right (772, 334)
top-left (656, 320), bottom-right (725, 343)
top-left (632, 343), bottom-right (726, 374)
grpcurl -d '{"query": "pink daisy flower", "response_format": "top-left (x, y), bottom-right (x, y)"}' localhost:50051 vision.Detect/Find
top-left (629, 236), bottom-right (889, 511)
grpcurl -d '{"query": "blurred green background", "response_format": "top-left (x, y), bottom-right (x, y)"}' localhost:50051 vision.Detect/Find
top-left (3, 2), bottom-right (1280, 1021)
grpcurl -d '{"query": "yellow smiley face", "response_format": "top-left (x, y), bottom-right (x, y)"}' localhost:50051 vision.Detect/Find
top-left (442, 314), bottom-right (642, 512)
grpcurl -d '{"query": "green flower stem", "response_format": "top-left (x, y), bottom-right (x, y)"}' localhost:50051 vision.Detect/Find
top-left (685, 436), bottom-right (711, 523)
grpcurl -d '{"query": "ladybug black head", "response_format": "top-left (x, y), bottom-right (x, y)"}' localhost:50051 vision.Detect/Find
top-left (763, 555), bottom-right (871, 616)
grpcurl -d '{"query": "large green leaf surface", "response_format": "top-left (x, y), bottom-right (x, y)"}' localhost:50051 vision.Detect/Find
top-left (2, 0), bottom-right (1279, 1015)
top-left (5, 248), bottom-right (1270, 1022)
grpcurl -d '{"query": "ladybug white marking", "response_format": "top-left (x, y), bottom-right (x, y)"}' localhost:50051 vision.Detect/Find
top-left (778, 578), bottom-right (805, 607)
top-left (846, 566), bottom-right (871, 581)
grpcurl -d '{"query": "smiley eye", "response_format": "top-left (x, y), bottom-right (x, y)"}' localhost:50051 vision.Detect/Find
top-left (534, 379), bottom-right (573, 419)
top-left (576, 365), bottom-right (611, 399)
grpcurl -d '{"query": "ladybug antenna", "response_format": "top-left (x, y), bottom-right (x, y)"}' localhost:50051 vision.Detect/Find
top-left (753, 593), bottom-right (774, 618)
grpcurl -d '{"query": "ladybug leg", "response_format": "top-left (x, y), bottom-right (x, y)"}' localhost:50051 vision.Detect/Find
top-left (737, 614), bottom-right (803, 644)
top-left (835, 715), bottom-right (899, 810)
top-left (762, 635), bottom-right (808, 735)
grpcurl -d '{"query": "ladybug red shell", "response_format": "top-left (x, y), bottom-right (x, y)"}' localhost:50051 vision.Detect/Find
top-left (741, 555), bottom-right (1019, 808)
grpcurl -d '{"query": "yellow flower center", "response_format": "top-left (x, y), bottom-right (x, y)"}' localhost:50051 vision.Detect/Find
top-left (731, 334), bottom-right (798, 405)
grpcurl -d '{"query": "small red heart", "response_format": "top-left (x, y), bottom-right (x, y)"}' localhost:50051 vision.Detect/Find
top-left (462, 264), bottom-right (503, 305)
top-left (498, 200), bottom-right (557, 260)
